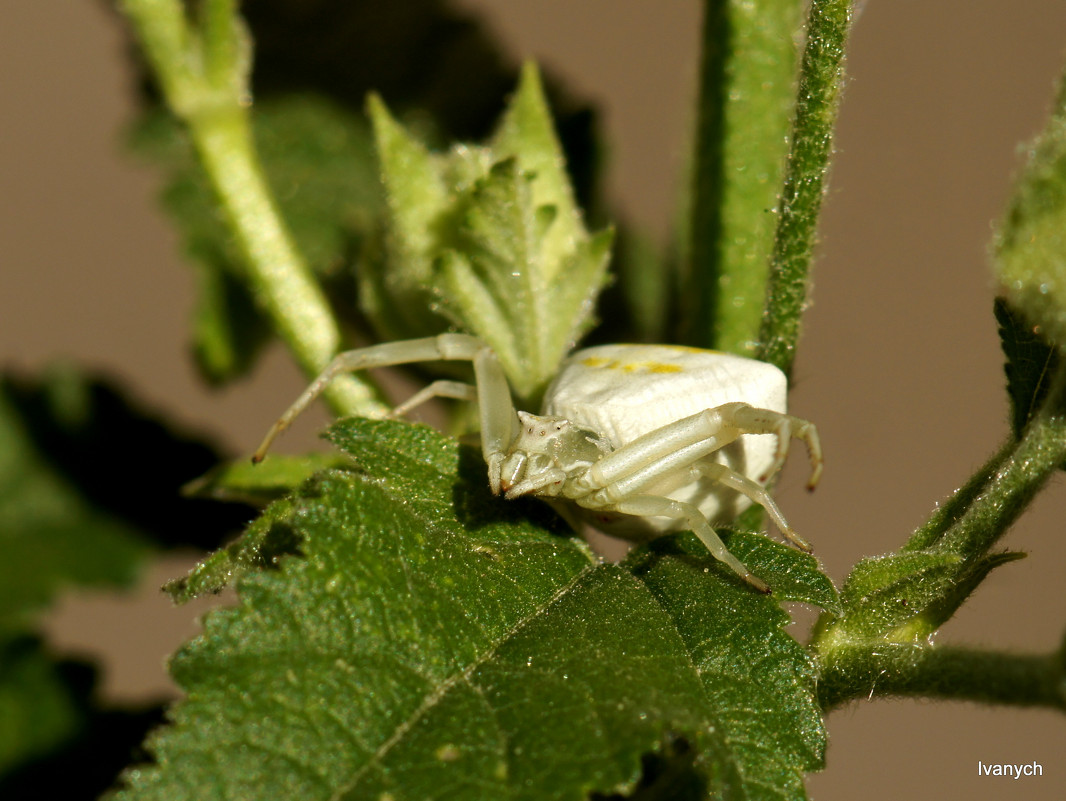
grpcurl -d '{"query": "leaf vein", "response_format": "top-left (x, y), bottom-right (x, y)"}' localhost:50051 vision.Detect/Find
top-left (330, 562), bottom-right (597, 799)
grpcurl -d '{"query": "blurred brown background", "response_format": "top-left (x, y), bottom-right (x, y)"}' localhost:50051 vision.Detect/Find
top-left (3, 1), bottom-right (1065, 798)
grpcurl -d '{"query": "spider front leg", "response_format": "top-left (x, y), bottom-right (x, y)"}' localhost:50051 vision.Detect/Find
top-left (252, 334), bottom-right (518, 486)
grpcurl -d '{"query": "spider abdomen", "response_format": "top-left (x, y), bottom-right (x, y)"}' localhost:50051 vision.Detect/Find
top-left (543, 344), bottom-right (788, 532)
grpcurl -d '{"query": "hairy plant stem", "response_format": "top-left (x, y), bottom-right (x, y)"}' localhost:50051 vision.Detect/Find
top-left (902, 443), bottom-right (1013, 552)
top-left (758, 0), bottom-right (853, 376)
top-left (184, 111), bottom-right (382, 416)
top-left (818, 642), bottom-right (1066, 712)
top-left (119, 0), bottom-right (383, 418)
top-left (906, 367), bottom-right (1066, 557)
top-left (813, 367), bottom-right (1066, 707)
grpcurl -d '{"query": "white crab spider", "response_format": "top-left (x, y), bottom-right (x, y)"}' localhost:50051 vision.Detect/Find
top-left (253, 334), bottom-right (822, 593)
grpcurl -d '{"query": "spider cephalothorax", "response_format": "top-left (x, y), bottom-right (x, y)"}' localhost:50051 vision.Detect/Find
top-left (495, 411), bottom-right (610, 499)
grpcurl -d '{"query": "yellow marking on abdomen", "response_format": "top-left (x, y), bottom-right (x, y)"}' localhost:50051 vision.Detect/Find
top-left (580, 356), bottom-right (684, 374)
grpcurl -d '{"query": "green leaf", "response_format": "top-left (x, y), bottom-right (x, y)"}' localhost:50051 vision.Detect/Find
top-left (0, 632), bottom-right (165, 797)
top-left (994, 67), bottom-right (1066, 350)
top-left (912, 551), bottom-right (1027, 636)
top-left (820, 551), bottom-right (963, 644)
top-left (994, 296), bottom-right (1061, 437)
top-left (131, 96), bottom-right (381, 383)
top-left (183, 452), bottom-right (350, 507)
top-left (122, 420), bottom-right (830, 800)
top-left (0, 635), bottom-right (82, 777)
top-left (628, 535), bottom-right (834, 785)
top-left (168, 453), bottom-right (353, 602)
top-left (162, 491), bottom-right (303, 604)
top-left (366, 66), bottom-right (612, 406)
top-left (0, 369), bottom-right (160, 627)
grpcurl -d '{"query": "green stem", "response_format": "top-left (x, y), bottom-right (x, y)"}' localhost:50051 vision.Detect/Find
top-left (910, 369), bottom-right (1066, 556)
top-left (186, 112), bottom-right (379, 416)
top-left (902, 442), bottom-right (1012, 552)
top-left (758, 0), bottom-right (853, 375)
top-left (199, 0), bottom-right (243, 87)
top-left (819, 642), bottom-right (1066, 712)
top-left (119, 0), bottom-right (383, 418)
top-left (812, 369), bottom-right (1066, 690)
top-left (687, 0), bottom-right (801, 355)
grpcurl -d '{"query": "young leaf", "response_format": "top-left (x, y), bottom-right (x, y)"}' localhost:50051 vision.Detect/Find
top-left (820, 550), bottom-right (963, 644)
top-left (910, 551), bottom-right (1028, 636)
top-left (820, 366), bottom-right (1066, 664)
top-left (359, 93), bottom-right (457, 342)
top-left (490, 64), bottom-right (586, 283)
top-left (121, 420), bottom-right (832, 800)
top-left (365, 66), bottom-right (612, 406)
top-left (439, 158), bottom-right (613, 404)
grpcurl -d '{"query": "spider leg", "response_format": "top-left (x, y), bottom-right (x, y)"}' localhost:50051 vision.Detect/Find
top-left (252, 333), bottom-right (517, 469)
top-left (588, 403), bottom-right (821, 495)
top-left (696, 462), bottom-right (812, 552)
top-left (722, 405), bottom-right (823, 489)
top-left (387, 381), bottom-right (477, 419)
top-left (588, 408), bottom-right (738, 490)
top-left (571, 403), bottom-right (818, 578)
top-left (612, 495), bottom-right (770, 593)
top-left (502, 467), bottom-right (568, 500)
